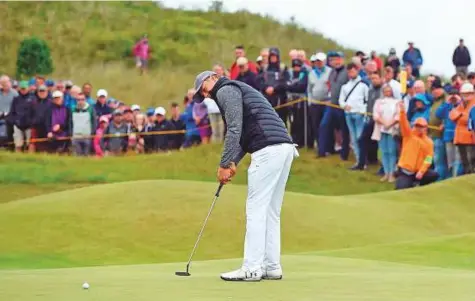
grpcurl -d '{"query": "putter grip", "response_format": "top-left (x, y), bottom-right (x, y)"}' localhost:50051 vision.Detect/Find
top-left (215, 183), bottom-right (224, 197)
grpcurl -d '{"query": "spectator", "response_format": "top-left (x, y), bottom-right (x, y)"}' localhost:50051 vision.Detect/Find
top-left (436, 89), bottom-right (463, 177)
top-left (94, 89), bottom-right (112, 118)
top-left (70, 93), bottom-right (96, 156)
top-left (429, 76), bottom-right (449, 180)
top-left (63, 80), bottom-right (74, 108)
top-left (30, 85), bottom-right (51, 153)
top-left (356, 72), bottom-right (383, 170)
top-left (258, 47), bottom-right (289, 125)
top-left (93, 116), bottom-right (109, 158)
top-left (286, 58), bottom-right (309, 148)
top-left (449, 82), bottom-right (475, 174)
top-left (82, 83), bottom-right (95, 105)
top-left (259, 48), bottom-right (269, 71)
top-left (66, 85), bottom-right (82, 110)
top-left (384, 66), bottom-right (402, 99)
top-left (46, 80), bottom-right (55, 94)
top-left (339, 63), bottom-right (369, 169)
top-left (143, 108), bottom-right (156, 153)
top-left (0, 75), bottom-right (18, 149)
top-left (370, 51), bottom-right (383, 70)
top-left (229, 45), bottom-right (258, 80)
top-left (396, 102), bottom-right (437, 189)
top-left (351, 56), bottom-right (368, 84)
top-left (452, 38), bottom-right (471, 76)
top-left (403, 80), bottom-right (415, 112)
top-left (385, 48), bottom-right (401, 79)
top-left (131, 104), bottom-right (141, 117)
top-left (193, 96), bottom-right (211, 145)
top-left (402, 63), bottom-right (417, 82)
top-left (235, 57), bottom-right (259, 90)
top-left (372, 84), bottom-right (400, 182)
top-left (181, 91), bottom-right (201, 148)
top-left (104, 109), bottom-right (128, 155)
top-left (203, 97), bottom-right (223, 143)
top-left (132, 113), bottom-right (146, 154)
top-left (289, 49), bottom-right (298, 60)
top-left (12, 80), bottom-right (19, 92)
top-left (169, 102), bottom-right (186, 149)
top-left (56, 81), bottom-right (66, 94)
top-left (364, 60), bottom-right (378, 76)
top-left (319, 51), bottom-right (349, 159)
top-left (402, 42), bottom-right (423, 78)
top-left (213, 64), bottom-right (227, 78)
top-left (46, 91), bottom-right (70, 154)
top-left (426, 74), bottom-right (436, 90)
top-left (408, 93), bottom-right (431, 125)
top-left (28, 78), bottom-right (36, 93)
top-left (451, 73), bottom-right (463, 91)
top-left (8, 81), bottom-right (34, 152)
top-left (133, 36), bottom-right (150, 74)
top-left (153, 106), bottom-right (174, 151)
top-left (297, 50), bottom-right (312, 71)
top-left (307, 52), bottom-right (332, 152)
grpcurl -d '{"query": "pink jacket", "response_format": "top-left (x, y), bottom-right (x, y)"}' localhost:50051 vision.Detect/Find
top-left (94, 128), bottom-right (105, 157)
top-left (133, 40), bottom-right (150, 59)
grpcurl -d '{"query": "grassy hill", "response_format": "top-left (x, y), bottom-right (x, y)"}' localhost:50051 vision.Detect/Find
top-left (0, 1), bottom-right (351, 106)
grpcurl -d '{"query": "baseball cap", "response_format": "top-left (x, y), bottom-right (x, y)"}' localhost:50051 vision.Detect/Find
top-left (193, 70), bottom-right (217, 103)
top-left (99, 116), bottom-right (109, 124)
top-left (431, 76), bottom-right (443, 90)
top-left (112, 109), bottom-right (123, 116)
top-left (123, 106), bottom-right (133, 113)
top-left (19, 81), bottom-right (29, 89)
top-left (146, 107), bottom-right (155, 116)
top-left (414, 117), bottom-right (428, 127)
top-left (52, 90), bottom-right (63, 98)
top-left (406, 80), bottom-right (415, 88)
top-left (315, 52), bottom-right (327, 61)
top-left (97, 89), bottom-right (108, 98)
top-left (460, 82), bottom-right (474, 93)
top-left (28, 78), bottom-right (36, 87)
top-left (154, 106), bottom-right (166, 116)
top-left (11, 80), bottom-right (18, 88)
top-left (236, 57), bottom-right (248, 66)
top-left (46, 79), bottom-right (55, 87)
top-left (38, 84), bottom-right (47, 91)
top-left (131, 104), bottom-right (141, 111)
top-left (64, 80), bottom-right (73, 88)
top-left (310, 54), bottom-right (317, 62)
top-left (256, 55), bottom-right (263, 62)
top-left (334, 51), bottom-right (344, 58)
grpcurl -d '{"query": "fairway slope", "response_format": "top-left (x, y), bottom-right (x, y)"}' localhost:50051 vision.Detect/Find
top-left (1, 178), bottom-right (474, 269)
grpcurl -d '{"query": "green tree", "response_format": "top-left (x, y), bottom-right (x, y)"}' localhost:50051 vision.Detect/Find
top-left (16, 37), bottom-right (54, 78)
top-left (209, 1), bottom-right (224, 12)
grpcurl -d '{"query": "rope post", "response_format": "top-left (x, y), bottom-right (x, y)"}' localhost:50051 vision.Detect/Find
top-left (304, 98), bottom-right (308, 148)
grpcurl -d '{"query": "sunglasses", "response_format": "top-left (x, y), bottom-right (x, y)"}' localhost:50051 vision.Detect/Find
top-left (77, 98), bottom-right (86, 101)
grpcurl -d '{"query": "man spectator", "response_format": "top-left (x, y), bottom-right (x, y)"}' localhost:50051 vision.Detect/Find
top-left (364, 60), bottom-right (378, 77)
top-left (355, 72), bottom-right (383, 170)
top-left (133, 36), bottom-right (150, 75)
top-left (70, 93), bottom-right (96, 156)
top-left (289, 49), bottom-right (298, 60)
top-left (181, 90), bottom-right (201, 148)
top-left (45, 91), bottom-right (71, 154)
top-left (370, 51), bottom-right (383, 71)
top-left (46, 80), bottom-right (55, 94)
top-left (153, 106), bottom-right (174, 152)
top-left (256, 56), bottom-right (263, 71)
top-left (0, 75), bottom-right (18, 150)
top-left (66, 85), bottom-right (82, 110)
top-left (396, 102), bottom-right (437, 189)
top-left (203, 97), bottom-right (223, 143)
top-left (56, 81), bottom-right (66, 94)
top-left (213, 64), bottom-right (227, 78)
top-left (307, 52), bottom-right (332, 152)
top-left (235, 57), bottom-right (259, 90)
top-left (450, 82), bottom-right (475, 174)
top-left (169, 102), bottom-right (186, 149)
top-left (12, 80), bottom-right (19, 92)
top-left (351, 56), bottom-right (368, 84)
top-left (451, 73), bottom-right (463, 91)
top-left (403, 80), bottom-right (415, 111)
top-left (403, 42), bottom-right (423, 78)
top-left (297, 50), bottom-right (312, 71)
top-left (429, 77), bottom-right (449, 180)
top-left (286, 58), bottom-right (309, 148)
top-left (318, 51), bottom-right (349, 159)
top-left (82, 83), bottom-right (95, 105)
top-left (384, 66), bottom-right (402, 99)
top-left (8, 81), bottom-right (34, 152)
top-left (229, 45), bottom-right (258, 80)
top-left (385, 48), bottom-right (401, 79)
top-left (30, 84), bottom-right (51, 153)
top-left (63, 80), bottom-right (74, 107)
top-left (104, 109), bottom-right (128, 155)
top-left (339, 63), bottom-right (369, 169)
top-left (402, 63), bottom-right (417, 82)
top-left (436, 89), bottom-right (463, 177)
top-left (131, 104), bottom-right (141, 116)
top-left (259, 48), bottom-right (269, 71)
top-left (28, 78), bottom-right (37, 93)
top-left (94, 89), bottom-right (112, 118)
top-left (258, 47), bottom-right (289, 125)
top-left (142, 108), bottom-right (156, 153)
top-left (452, 38), bottom-right (471, 76)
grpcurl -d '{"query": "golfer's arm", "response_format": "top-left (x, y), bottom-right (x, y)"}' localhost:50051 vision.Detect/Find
top-left (216, 86), bottom-right (244, 168)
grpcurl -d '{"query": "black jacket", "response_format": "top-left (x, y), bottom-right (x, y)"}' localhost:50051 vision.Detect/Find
top-left (8, 92), bottom-right (35, 130)
top-left (169, 118), bottom-right (185, 149)
top-left (453, 46), bottom-right (471, 67)
top-left (31, 95), bottom-right (51, 137)
top-left (236, 70), bottom-right (259, 91)
top-left (153, 119), bottom-right (175, 151)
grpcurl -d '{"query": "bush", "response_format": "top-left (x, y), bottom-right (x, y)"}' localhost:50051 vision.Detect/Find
top-left (16, 37), bottom-right (54, 78)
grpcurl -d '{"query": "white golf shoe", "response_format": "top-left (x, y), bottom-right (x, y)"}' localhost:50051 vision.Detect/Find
top-left (262, 268), bottom-right (283, 280)
top-left (220, 268), bottom-right (262, 282)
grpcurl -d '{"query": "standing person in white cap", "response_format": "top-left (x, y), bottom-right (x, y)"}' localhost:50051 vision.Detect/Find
top-left (235, 57), bottom-right (259, 90)
top-left (192, 70), bottom-right (298, 282)
top-left (153, 106), bottom-right (174, 152)
top-left (94, 89), bottom-right (112, 118)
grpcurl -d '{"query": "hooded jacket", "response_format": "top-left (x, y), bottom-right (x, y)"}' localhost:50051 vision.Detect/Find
top-left (8, 92), bottom-right (35, 130)
top-left (452, 45), bottom-right (471, 67)
top-left (436, 101), bottom-right (457, 143)
top-left (408, 93), bottom-right (430, 125)
top-left (257, 47), bottom-right (289, 107)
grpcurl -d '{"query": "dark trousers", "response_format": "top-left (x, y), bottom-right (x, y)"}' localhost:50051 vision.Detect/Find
top-left (395, 169), bottom-right (439, 190)
top-left (458, 144), bottom-right (475, 174)
top-left (290, 104), bottom-right (306, 148)
top-left (6, 123), bottom-right (14, 151)
top-left (277, 107), bottom-right (289, 128)
top-left (358, 119), bottom-right (379, 166)
top-left (318, 107), bottom-right (349, 160)
top-left (309, 104), bottom-right (326, 150)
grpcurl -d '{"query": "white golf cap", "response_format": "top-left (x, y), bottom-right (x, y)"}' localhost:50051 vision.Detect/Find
top-left (236, 57), bottom-right (249, 66)
top-left (256, 55), bottom-right (263, 62)
top-left (131, 104), bottom-right (141, 111)
top-left (52, 90), bottom-right (63, 98)
top-left (460, 82), bottom-right (474, 93)
top-left (315, 52), bottom-right (327, 61)
top-left (154, 106), bottom-right (166, 116)
top-left (97, 89), bottom-right (108, 97)
top-left (310, 54), bottom-right (317, 62)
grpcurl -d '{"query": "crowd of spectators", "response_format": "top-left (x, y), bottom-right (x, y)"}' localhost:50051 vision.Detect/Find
top-left (1, 39), bottom-right (474, 190)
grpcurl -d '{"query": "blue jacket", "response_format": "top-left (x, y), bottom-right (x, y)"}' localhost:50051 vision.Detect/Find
top-left (402, 48), bottom-right (423, 67)
top-left (469, 106), bottom-right (475, 131)
top-left (408, 93), bottom-right (430, 125)
top-left (180, 102), bottom-right (200, 138)
top-left (435, 102), bottom-right (457, 142)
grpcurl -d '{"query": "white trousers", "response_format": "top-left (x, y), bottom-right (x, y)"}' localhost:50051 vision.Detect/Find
top-left (242, 143), bottom-right (297, 271)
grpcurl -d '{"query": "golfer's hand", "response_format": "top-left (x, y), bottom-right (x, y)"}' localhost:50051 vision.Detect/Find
top-left (415, 171), bottom-right (424, 180)
top-left (217, 167), bottom-right (232, 184)
top-left (229, 162), bottom-right (237, 177)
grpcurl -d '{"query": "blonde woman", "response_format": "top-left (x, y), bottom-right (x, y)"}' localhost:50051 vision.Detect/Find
top-left (372, 84), bottom-right (401, 182)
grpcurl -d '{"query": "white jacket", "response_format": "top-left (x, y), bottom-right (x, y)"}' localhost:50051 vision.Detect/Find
top-left (338, 76), bottom-right (369, 114)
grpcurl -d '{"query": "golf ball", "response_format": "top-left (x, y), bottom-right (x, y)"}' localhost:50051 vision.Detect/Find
top-left (82, 282), bottom-right (90, 289)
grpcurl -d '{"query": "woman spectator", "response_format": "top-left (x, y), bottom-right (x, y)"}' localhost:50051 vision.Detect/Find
top-left (133, 113), bottom-right (146, 154)
top-left (192, 97), bottom-right (211, 144)
top-left (93, 116), bottom-right (109, 158)
top-left (45, 91), bottom-right (71, 154)
top-left (372, 84), bottom-right (401, 182)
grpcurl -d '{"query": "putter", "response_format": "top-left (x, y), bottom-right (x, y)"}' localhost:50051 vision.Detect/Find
top-left (175, 183), bottom-right (224, 277)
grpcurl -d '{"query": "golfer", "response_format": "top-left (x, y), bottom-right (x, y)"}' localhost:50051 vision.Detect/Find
top-left (193, 71), bottom-right (298, 281)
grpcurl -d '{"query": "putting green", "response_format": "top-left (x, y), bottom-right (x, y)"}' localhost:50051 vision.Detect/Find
top-left (1, 255), bottom-right (474, 301)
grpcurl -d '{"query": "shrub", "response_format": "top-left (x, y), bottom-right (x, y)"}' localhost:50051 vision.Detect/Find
top-left (16, 37), bottom-right (54, 78)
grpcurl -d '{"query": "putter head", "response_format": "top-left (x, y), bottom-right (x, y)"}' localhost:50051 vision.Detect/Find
top-left (175, 271), bottom-right (191, 277)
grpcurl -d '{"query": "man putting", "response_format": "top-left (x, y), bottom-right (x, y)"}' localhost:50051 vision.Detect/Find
top-left (193, 71), bottom-right (298, 281)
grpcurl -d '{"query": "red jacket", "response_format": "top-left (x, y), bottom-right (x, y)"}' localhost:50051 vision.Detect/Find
top-left (230, 61), bottom-right (258, 80)
top-left (373, 56), bottom-right (383, 70)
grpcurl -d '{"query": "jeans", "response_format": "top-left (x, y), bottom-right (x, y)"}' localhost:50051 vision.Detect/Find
top-left (358, 119), bottom-right (379, 166)
top-left (72, 138), bottom-right (91, 156)
top-left (378, 133), bottom-right (398, 175)
top-left (445, 142), bottom-right (463, 177)
top-left (433, 138), bottom-right (448, 180)
top-left (318, 107), bottom-right (349, 160)
top-left (345, 113), bottom-right (365, 163)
